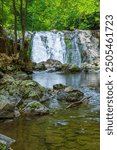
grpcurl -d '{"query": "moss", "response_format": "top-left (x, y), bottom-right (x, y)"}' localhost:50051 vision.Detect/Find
top-left (27, 37), bottom-right (32, 57)
top-left (65, 36), bottom-right (72, 49)
top-left (70, 64), bottom-right (80, 72)
top-left (26, 101), bottom-right (43, 109)
top-left (61, 64), bottom-right (80, 73)
top-left (0, 140), bottom-right (7, 150)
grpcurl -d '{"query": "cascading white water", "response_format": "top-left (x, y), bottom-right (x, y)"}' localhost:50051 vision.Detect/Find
top-left (31, 31), bottom-right (82, 66)
top-left (31, 31), bottom-right (66, 63)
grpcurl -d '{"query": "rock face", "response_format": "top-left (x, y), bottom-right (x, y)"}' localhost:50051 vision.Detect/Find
top-left (0, 74), bottom-right (48, 119)
top-left (31, 30), bottom-right (100, 67)
top-left (0, 53), bottom-right (33, 74)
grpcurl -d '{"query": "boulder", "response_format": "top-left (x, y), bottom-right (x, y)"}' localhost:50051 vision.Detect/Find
top-left (53, 84), bottom-right (84, 102)
top-left (81, 62), bottom-right (100, 72)
top-left (22, 101), bottom-right (49, 116)
top-left (53, 84), bottom-right (67, 90)
top-left (60, 64), bottom-right (81, 73)
top-left (0, 134), bottom-right (15, 150)
top-left (0, 74), bottom-right (47, 119)
top-left (33, 62), bottom-right (46, 71)
top-left (33, 59), bottom-right (62, 71)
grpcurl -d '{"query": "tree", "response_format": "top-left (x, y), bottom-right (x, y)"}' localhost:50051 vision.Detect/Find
top-left (13, 0), bottom-right (17, 53)
top-left (20, 0), bottom-right (28, 61)
top-left (0, 0), bottom-right (4, 36)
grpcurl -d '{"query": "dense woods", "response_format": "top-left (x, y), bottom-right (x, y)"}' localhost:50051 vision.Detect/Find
top-left (0, 0), bottom-right (99, 32)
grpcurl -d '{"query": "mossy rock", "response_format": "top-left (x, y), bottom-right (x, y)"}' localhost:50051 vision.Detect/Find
top-left (61, 64), bottom-right (81, 73)
top-left (0, 140), bottom-right (7, 150)
top-left (53, 84), bottom-right (67, 90)
top-left (22, 101), bottom-right (49, 116)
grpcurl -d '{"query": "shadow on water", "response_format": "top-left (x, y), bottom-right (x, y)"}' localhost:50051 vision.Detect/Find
top-left (0, 71), bottom-right (100, 150)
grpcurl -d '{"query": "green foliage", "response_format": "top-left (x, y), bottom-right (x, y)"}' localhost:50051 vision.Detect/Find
top-left (0, 0), bottom-right (100, 31)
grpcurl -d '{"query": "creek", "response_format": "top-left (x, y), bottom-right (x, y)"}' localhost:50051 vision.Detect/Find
top-left (0, 71), bottom-right (100, 150)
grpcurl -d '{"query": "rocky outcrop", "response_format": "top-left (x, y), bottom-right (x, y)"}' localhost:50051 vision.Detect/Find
top-left (0, 53), bottom-right (33, 74)
top-left (0, 74), bottom-right (48, 119)
top-left (33, 59), bottom-right (62, 71)
top-left (33, 58), bottom-right (99, 73)
top-left (33, 59), bottom-right (81, 73)
top-left (0, 74), bottom-right (87, 119)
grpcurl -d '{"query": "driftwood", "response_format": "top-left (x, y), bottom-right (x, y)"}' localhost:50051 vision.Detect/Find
top-left (66, 96), bottom-right (91, 109)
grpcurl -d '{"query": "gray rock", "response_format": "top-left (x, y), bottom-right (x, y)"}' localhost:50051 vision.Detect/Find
top-left (0, 134), bottom-right (15, 147)
top-left (0, 74), bottom-right (46, 118)
top-left (53, 84), bottom-right (84, 102)
top-left (53, 84), bottom-right (67, 90)
top-left (22, 101), bottom-right (49, 116)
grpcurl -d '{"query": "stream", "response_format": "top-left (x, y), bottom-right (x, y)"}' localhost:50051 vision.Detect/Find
top-left (0, 71), bottom-right (100, 150)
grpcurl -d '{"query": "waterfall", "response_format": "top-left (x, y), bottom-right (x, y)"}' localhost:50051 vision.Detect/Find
top-left (31, 31), bottom-right (66, 63)
top-left (31, 30), bottom-right (100, 66)
top-left (31, 31), bottom-right (82, 66)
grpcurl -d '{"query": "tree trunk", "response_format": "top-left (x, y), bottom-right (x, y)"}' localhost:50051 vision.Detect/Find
top-left (1, 0), bottom-right (4, 36)
top-left (20, 0), bottom-right (29, 62)
top-left (13, 0), bottom-right (17, 54)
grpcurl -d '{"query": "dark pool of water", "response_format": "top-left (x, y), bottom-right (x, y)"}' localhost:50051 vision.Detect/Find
top-left (0, 71), bottom-right (100, 150)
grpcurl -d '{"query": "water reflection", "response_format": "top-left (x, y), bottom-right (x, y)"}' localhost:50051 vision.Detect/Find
top-left (32, 71), bottom-right (100, 89)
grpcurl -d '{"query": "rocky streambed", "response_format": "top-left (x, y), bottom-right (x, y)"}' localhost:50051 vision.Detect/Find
top-left (0, 69), bottom-right (100, 150)
top-left (0, 54), bottom-right (100, 150)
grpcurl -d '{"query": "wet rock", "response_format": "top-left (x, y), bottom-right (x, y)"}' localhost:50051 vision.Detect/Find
top-left (0, 74), bottom-right (45, 100)
top-left (53, 84), bottom-right (67, 90)
top-left (0, 71), bottom-right (4, 79)
top-left (58, 90), bottom-right (83, 102)
top-left (13, 73), bottom-right (30, 79)
top-left (56, 121), bottom-right (68, 126)
top-left (46, 68), bottom-right (56, 73)
top-left (0, 103), bottom-right (15, 119)
top-left (61, 64), bottom-right (81, 73)
top-left (33, 59), bottom-right (62, 71)
top-left (22, 101), bottom-right (49, 116)
top-left (45, 59), bottom-right (62, 69)
top-left (64, 86), bottom-right (74, 92)
top-left (0, 134), bottom-right (15, 149)
top-left (53, 84), bottom-right (84, 102)
top-left (33, 62), bottom-right (46, 71)
top-left (81, 62), bottom-right (100, 72)
top-left (0, 74), bottom-right (46, 119)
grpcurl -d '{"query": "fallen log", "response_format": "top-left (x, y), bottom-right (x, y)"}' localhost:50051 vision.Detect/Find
top-left (66, 96), bottom-right (91, 109)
